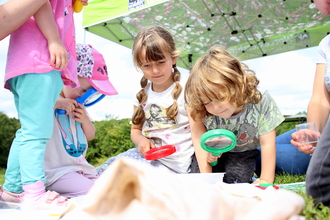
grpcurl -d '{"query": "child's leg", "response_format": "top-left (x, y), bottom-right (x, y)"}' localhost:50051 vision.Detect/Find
top-left (96, 147), bottom-right (148, 175)
top-left (96, 147), bottom-right (174, 175)
top-left (214, 150), bottom-right (260, 183)
top-left (46, 171), bottom-right (97, 198)
top-left (255, 129), bottom-right (310, 176)
top-left (3, 71), bottom-right (63, 206)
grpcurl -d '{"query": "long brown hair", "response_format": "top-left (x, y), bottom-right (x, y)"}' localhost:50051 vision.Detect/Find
top-left (131, 26), bottom-right (182, 126)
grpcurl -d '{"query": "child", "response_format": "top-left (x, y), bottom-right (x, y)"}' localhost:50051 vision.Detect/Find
top-left (44, 43), bottom-right (118, 198)
top-left (184, 45), bottom-right (284, 184)
top-left (97, 26), bottom-right (194, 175)
top-left (0, 0), bottom-right (88, 210)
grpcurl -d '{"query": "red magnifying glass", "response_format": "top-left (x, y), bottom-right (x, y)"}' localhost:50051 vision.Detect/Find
top-left (145, 145), bottom-right (176, 160)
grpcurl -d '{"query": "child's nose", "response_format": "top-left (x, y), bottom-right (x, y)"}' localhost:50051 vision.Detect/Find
top-left (213, 104), bottom-right (222, 111)
top-left (152, 64), bottom-right (160, 73)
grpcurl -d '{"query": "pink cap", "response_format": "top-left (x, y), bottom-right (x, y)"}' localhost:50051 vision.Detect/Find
top-left (76, 43), bottom-right (118, 96)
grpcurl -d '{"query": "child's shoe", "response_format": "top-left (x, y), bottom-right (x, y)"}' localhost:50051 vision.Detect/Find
top-left (0, 185), bottom-right (24, 209)
top-left (22, 180), bottom-right (74, 214)
top-left (22, 190), bottom-right (72, 211)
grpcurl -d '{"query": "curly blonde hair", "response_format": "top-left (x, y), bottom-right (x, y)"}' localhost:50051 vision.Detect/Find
top-left (131, 26), bottom-right (182, 126)
top-left (184, 45), bottom-right (262, 121)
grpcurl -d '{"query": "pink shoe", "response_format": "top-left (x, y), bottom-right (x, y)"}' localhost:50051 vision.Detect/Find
top-left (0, 185), bottom-right (24, 209)
top-left (22, 190), bottom-right (73, 212)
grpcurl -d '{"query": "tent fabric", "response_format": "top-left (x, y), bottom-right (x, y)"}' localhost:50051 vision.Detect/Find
top-left (83, 0), bottom-right (330, 69)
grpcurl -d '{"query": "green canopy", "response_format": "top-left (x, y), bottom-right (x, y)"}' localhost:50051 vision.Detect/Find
top-left (83, 0), bottom-right (330, 69)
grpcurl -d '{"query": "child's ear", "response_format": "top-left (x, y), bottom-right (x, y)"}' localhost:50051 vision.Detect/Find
top-left (172, 56), bottom-right (178, 64)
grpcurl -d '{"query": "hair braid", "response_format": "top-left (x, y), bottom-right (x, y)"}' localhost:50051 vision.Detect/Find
top-left (132, 76), bottom-right (148, 126)
top-left (166, 64), bottom-right (182, 119)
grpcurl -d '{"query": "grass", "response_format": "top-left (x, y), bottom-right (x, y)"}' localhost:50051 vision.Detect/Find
top-left (0, 169), bottom-right (329, 219)
top-left (274, 173), bottom-right (330, 220)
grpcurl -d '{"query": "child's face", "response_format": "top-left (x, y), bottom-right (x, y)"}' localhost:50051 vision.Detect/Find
top-left (140, 48), bottom-right (177, 89)
top-left (202, 99), bottom-right (239, 119)
top-left (63, 78), bottom-right (92, 100)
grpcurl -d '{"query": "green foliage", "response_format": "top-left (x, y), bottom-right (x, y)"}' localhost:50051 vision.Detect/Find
top-left (0, 167), bottom-right (5, 185)
top-left (86, 118), bottom-right (135, 165)
top-left (276, 112), bottom-right (307, 136)
top-left (274, 174), bottom-right (330, 220)
top-left (0, 112), bottom-right (20, 168)
top-left (274, 173), bottom-right (306, 184)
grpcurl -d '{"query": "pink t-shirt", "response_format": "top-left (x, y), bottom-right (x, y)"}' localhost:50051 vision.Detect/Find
top-left (4, 0), bottom-right (79, 90)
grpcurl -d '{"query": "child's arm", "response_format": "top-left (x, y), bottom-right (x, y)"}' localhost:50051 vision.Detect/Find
top-left (187, 107), bottom-right (212, 173)
top-left (253, 129), bottom-right (276, 184)
top-left (0, 0), bottom-right (48, 40)
top-left (73, 103), bottom-right (95, 140)
top-left (130, 106), bottom-right (155, 156)
top-left (33, 1), bottom-right (68, 70)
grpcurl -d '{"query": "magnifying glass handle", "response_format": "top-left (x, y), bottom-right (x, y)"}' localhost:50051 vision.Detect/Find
top-left (210, 160), bottom-right (218, 166)
top-left (210, 152), bottom-right (220, 166)
top-left (57, 109), bottom-right (66, 115)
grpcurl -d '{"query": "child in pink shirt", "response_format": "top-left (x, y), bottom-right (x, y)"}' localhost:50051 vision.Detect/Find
top-left (1, 0), bottom-right (88, 212)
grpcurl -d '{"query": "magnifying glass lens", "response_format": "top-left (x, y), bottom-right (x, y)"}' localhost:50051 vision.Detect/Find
top-left (204, 136), bottom-right (232, 149)
top-left (84, 92), bottom-right (104, 105)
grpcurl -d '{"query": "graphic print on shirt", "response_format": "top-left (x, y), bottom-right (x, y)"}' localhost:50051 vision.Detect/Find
top-left (144, 104), bottom-right (177, 147)
top-left (214, 118), bottom-right (258, 150)
top-left (56, 114), bottom-right (87, 157)
top-left (235, 121), bottom-right (258, 149)
top-left (145, 104), bottom-right (176, 128)
top-left (204, 105), bottom-right (259, 151)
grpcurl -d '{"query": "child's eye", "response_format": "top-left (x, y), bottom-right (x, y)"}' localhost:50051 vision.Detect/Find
top-left (143, 64), bottom-right (150, 68)
top-left (203, 102), bottom-right (210, 106)
top-left (158, 60), bottom-right (165, 64)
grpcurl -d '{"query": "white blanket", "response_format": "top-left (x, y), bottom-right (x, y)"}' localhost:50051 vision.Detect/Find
top-left (60, 158), bottom-right (305, 220)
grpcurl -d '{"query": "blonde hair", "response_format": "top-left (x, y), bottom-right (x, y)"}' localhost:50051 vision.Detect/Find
top-left (184, 45), bottom-right (262, 121)
top-left (132, 26), bottom-right (182, 126)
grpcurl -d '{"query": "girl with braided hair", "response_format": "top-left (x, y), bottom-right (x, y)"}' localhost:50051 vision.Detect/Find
top-left (96, 26), bottom-right (194, 174)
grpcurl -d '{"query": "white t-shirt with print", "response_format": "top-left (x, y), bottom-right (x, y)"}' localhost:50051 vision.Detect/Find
top-left (132, 75), bottom-right (194, 173)
top-left (44, 114), bottom-right (97, 187)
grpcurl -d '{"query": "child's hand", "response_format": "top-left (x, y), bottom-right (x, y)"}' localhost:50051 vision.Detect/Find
top-left (73, 0), bottom-right (88, 6)
top-left (137, 139), bottom-right (155, 156)
top-left (55, 96), bottom-right (77, 114)
top-left (81, 0), bottom-right (88, 6)
top-left (48, 38), bottom-right (68, 70)
top-left (72, 103), bottom-right (89, 123)
top-left (206, 152), bottom-right (221, 163)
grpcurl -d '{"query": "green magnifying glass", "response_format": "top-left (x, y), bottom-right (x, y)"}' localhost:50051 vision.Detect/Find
top-left (200, 129), bottom-right (237, 166)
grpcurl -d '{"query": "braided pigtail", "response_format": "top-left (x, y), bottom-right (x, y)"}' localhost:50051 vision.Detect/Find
top-left (132, 76), bottom-right (148, 126)
top-left (166, 64), bottom-right (182, 119)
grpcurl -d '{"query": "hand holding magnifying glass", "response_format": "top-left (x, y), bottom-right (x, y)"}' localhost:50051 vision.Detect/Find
top-left (200, 129), bottom-right (237, 166)
top-left (145, 145), bottom-right (176, 160)
top-left (57, 87), bottom-right (105, 115)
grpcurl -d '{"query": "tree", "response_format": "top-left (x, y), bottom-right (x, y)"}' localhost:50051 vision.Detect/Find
top-left (0, 112), bottom-right (20, 168)
top-left (86, 118), bottom-right (134, 164)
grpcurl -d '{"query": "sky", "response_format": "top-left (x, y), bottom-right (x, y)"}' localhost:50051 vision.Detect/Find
top-left (0, 9), bottom-right (318, 121)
